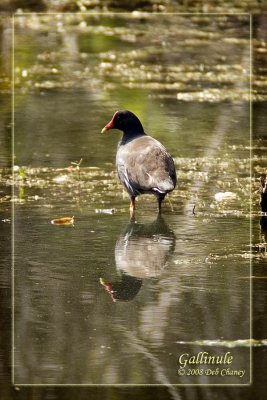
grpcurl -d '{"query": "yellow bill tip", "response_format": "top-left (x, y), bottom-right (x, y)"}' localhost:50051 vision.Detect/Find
top-left (101, 127), bottom-right (109, 134)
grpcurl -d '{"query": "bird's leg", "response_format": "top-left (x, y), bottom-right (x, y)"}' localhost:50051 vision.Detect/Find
top-left (130, 197), bottom-right (136, 221)
top-left (130, 197), bottom-right (136, 211)
top-left (157, 194), bottom-right (165, 215)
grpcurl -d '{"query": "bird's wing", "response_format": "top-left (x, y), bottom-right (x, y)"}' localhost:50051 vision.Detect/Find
top-left (117, 163), bottom-right (139, 196)
top-left (119, 137), bottom-right (176, 193)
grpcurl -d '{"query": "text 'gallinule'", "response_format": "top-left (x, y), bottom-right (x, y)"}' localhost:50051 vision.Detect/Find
top-left (101, 110), bottom-right (177, 219)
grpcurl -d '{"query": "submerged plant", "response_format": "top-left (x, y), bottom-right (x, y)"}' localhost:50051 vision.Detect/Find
top-left (70, 158), bottom-right (83, 180)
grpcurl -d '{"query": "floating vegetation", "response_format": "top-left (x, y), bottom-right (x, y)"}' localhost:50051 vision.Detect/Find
top-left (239, 276), bottom-right (267, 279)
top-left (10, 13), bottom-right (256, 102)
top-left (53, 174), bottom-right (70, 184)
top-left (214, 192), bottom-right (238, 202)
top-left (95, 208), bottom-right (115, 214)
top-left (0, 150), bottom-right (260, 217)
top-left (175, 339), bottom-right (267, 348)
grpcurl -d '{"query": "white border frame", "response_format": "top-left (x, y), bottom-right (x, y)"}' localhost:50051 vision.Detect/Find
top-left (11, 12), bottom-right (253, 387)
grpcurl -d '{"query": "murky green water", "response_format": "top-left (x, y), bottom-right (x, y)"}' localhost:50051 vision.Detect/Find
top-left (14, 207), bottom-right (251, 385)
top-left (0, 13), bottom-right (261, 388)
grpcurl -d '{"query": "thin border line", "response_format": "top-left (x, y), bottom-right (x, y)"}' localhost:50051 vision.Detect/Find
top-left (11, 13), bottom-right (15, 386)
top-left (13, 12), bottom-right (251, 15)
top-left (249, 13), bottom-right (253, 386)
top-left (14, 383), bottom-right (252, 387)
top-left (12, 11), bottom-right (252, 387)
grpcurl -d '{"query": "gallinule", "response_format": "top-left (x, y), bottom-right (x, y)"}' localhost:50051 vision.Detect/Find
top-left (101, 110), bottom-right (176, 219)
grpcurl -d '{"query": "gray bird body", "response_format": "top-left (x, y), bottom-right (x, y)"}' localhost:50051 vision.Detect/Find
top-left (116, 134), bottom-right (176, 198)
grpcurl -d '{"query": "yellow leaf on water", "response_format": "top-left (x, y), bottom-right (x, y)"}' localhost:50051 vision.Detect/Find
top-left (51, 216), bottom-right (74, 225)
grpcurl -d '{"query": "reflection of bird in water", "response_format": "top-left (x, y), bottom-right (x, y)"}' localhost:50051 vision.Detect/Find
top-left (100, 216), bottom-right (175, 302)
top-left (115, 216), bottom-right (176, 278)
top-left (100, 275), bottom-right (142, 302)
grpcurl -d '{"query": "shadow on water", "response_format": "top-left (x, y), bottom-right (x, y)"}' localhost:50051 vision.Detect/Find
top-left (100, 216), bottom-right (175, 302)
